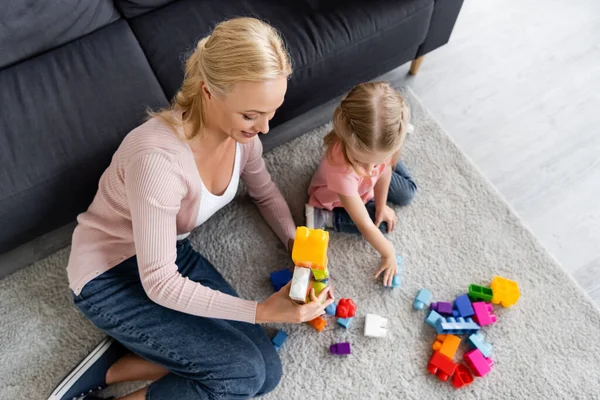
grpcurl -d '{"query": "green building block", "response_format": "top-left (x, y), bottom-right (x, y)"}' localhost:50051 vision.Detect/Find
top-left (312, 268), bottom-right (329, 281)
top-left (312, 281), bottom-right (327, 297)
top-left (468, 284), bottom-right (493, 302)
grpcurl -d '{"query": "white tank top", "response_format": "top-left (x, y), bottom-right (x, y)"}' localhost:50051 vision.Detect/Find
top-left (177, 143), bottom-right (241, 240)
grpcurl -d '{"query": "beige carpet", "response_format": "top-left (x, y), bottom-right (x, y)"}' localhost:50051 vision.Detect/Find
top-left (1, 88), bottom-right (600, 400)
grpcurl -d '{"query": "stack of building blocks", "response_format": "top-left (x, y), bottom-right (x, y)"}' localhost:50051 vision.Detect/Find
top-left (417, 276), bottom-right (520, 389)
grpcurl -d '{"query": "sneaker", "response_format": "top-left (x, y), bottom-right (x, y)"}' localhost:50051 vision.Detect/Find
top-left (48, 337), bottom-right (128, 400)
top-left (305, 204), bottom-right (332, 229)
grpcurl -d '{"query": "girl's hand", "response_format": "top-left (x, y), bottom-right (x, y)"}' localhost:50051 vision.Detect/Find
top-left (255, 282), bottom-right (334, 324)
top-left (374, 254), bottom-right (398, 287)
top-left (375, 204), bottom-right (397, 233)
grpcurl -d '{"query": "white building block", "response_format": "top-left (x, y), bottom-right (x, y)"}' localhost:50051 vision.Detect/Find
top-left (364, 313), bottom-right (388, 338)
top-left (289, 266), bottom-right (311, 303)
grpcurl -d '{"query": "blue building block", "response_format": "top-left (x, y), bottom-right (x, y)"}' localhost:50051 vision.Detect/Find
top-left (270, 269), bottom-right (292, 291)
top-left (413, 288), bottom-right (433, 310)
top-left (325, 302), bottom-right (337, 316)
top-left (435, 317), bottom-right (480, 335)
top-left (337, 317), bottom-right (353, 329)
top-left (468, 333), bottom-right (493, 358)
top-left (425, 310), bottom-right (443, 328)
top-left (453, 294), bottom-right (475, 318)
top-left (389, 255), bottom-right (403, 288)
top-left (272, 330), bottom-right (288, 350)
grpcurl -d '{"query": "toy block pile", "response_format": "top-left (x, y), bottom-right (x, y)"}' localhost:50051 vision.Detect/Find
top-left (415, 276), bottom-right (520, 389)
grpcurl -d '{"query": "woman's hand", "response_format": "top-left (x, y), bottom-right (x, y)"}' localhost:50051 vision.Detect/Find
top-left (375, 204), bottom-right (397, 233)
top-left (255, 282), bottom-right (334, 324)
top-left (374, 254), bottom-right (398, 287)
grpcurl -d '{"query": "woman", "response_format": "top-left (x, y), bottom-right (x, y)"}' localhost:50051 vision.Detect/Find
top-left (49, 17), bottom-right (333, 400)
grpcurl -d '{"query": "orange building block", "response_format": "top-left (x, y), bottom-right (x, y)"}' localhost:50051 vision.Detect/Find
top-left (292, 227), bottom-right (329, 271)
top-left (308, 316), bottom-right (327, 332)
top-left (490, 276), bottom-right (520, 307)
top-left (432, 334), bottom-right (461, 359)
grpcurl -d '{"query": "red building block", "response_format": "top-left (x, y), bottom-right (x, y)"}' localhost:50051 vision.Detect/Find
top-left (464, 349), bottom-right (494, 377)
top-left (472, 302), bottom-right (497, 326)
top-left (451, 364), bottom-right (474, 389)
top-left (427, 351), bottom-right (458, 382)
top-left (336, 298), bottom-right (357, 318)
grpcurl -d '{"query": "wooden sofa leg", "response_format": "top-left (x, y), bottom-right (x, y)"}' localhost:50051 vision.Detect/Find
top-left (409, 56), bottom-right (425, 75)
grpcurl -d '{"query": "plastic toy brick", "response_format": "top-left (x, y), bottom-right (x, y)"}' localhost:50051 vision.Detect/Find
top-left (451, 364), bottom-right (474, 389)
top-left (311, 281), bottom-right (327, 297)
top-left (432, 334), bottom-right (461, 359)
top-left (464, 349), bottom-right (494, 377)
top-left (467, 333), bottom-right (493, 358)
top-left (427, 351), bottom-right (458, 382)
top-left (270, 268), bottom-right (292, 292)
top-left (330, 342), bottom-right (351, 355)
top-left (289, 266), bottom-right (311, 303)
top-left (472, 302), bottom-right (497, 326)
top-left (337, 317), bottom-right (353, 329)
top-left (430, 302), bottom-right (453, 315)
top-left (468, 284), bottom-right (493, 302)
top-left (413, 288), bottom-right (432, 310)
top-left (452, 294), bottom-right (475, 318)
top-left (435, 317), bottom-right (480, 335)
top-left (364, 314), bottom-right (388, 338)
top-left (292, 226), bottom-right (329, 271)
top-left (390, 255), bottom-right (403, 288)
top-left (425, 310), bottom-right (443, 328)
top-left (325, 302), bottom-right (337, 316)
top-left (312, 268), bottom-right (329, 281)
top-left (336, 298), bottom-right (357, 318)
top-left (308, 316), bottom-right (326, 332)
top-left (272, 330), bottom-right (288, 350)
top-left (490, 276), bottom-right (520, 307)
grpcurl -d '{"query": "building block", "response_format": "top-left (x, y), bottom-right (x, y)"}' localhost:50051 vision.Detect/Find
top-left (425, 310), bottom-right (443, 328)
top-left (432, 334), bottom-right (461, 359)
top-left (467, 333), bottom-right (493, 358)
top-left (336, 298), bottom-right (357, 318)
top-left (451, 364), bottom-right (474, 389)
top-left (270, 269), bottom-right (292, 291)
top-left (311, 281), bottom-right (327, 297)
top-left (330, 342), bottom-right (351, 355)
top-left (435, 317), bottom-right (480, 335)
top-left (325, 302), bottom-right (337, 316)
top-left (308, 316), bottom-right (326, 332)
top-left (464, 349), bottom-right (494, 377)
top-left (468, 284), bottom-right (493, 302)
top-left (472, 302), bottom-right (497, 326)
top-left (312, 268), bottom-right (329, 281)
top-left (364, 314), bottom-right (387, 338)
top-left (413, 288), bottom-right (432, 310)
top-left (430, 302), bottom-right (453, 315)
top-left (390, 255), bottom-right (403, 288)
top-left (337, 317), bottom-right (353, 329)
top-left (292, 226), bottom-right (328, 271)
top-left (452, 294), bottom-right (475, 318)
top-left (272, 330), bottom-right (288, 350)
top-left (427, 351), bottom-right (458, 382)
top-left (490, 276), bottom-right (520, 307)
top-left (289, 266), bottom-right (311, 303)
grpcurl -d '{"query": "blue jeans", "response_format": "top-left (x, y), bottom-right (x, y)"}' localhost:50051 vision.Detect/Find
top-left (73, 239), bottom-right (281, 400)
top-left (333, 162), bottom-right (417, 234)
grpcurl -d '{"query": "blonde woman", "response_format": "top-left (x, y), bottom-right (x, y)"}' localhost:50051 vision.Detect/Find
top-left (49, 18), bottom-right (333, 400)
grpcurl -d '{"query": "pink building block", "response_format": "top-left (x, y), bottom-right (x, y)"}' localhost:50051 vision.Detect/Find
top-left (472, 302), bottom-right (497, 326)
top-left (464, 349), bottom-right (494, 377)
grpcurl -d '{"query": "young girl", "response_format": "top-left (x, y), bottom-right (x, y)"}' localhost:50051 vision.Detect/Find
top-left (305, 82), bottom-right (417, 287)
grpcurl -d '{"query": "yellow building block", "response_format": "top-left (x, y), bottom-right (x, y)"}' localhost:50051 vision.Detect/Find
top-left (311, 281), bottom-right (327, 297)
top-left (432, 334), bottom-right (460, 359)
top-left (292, 226), bottom-right (329, 271)
top-left (490, 276), bottom-right (520, 307)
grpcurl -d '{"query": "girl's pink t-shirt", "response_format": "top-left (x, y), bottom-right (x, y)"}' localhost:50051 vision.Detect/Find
top-left (308, 143), bottom-right (389, 210)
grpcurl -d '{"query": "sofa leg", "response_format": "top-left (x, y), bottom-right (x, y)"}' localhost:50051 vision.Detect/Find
top-left (409, 56), bottom-right (425, 75)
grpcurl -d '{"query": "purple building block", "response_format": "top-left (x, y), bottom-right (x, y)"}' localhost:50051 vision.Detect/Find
top-left (330, 342), bottom-right (351, 355)
top-left (452, 294), bottom-right (475, 318)
top-left (430, 301), bottom-right (453, 315)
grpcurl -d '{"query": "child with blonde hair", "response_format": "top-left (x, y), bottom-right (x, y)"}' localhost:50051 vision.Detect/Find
top-left (305, 82), bottom-right (417, 286)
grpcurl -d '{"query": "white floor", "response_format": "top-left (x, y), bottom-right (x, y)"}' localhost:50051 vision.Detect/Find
top-left (400, 0), bottom-right (600, 304)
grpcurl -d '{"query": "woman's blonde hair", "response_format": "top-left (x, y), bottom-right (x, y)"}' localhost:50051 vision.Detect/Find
top-left (151, 17), bottom-right (292, 139)
top-left (324, 82), bottom-right (410, 167)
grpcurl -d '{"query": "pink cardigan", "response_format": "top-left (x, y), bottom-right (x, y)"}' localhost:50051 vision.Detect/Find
top-left (67, 116), bottom-right (296, 323)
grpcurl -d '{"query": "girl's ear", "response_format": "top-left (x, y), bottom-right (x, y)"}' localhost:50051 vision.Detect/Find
top-left (201, 82), bottom-right (212, 100)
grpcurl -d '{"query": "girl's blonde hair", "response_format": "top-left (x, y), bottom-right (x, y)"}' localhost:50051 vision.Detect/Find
top-left (151, 17), bottom-right (292, 139)
top-left (324, 82), bottom-right (410, 166)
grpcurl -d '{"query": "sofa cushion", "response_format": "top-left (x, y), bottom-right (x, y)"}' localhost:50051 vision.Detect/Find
top-left (128, 0), bottom-right (434, 132)
top-left (0, 0), bottom-right (120, 69)
top-left (0, 20), bottom-right (169, 253)
top-left (114, 0), bottom-right (177, 18)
